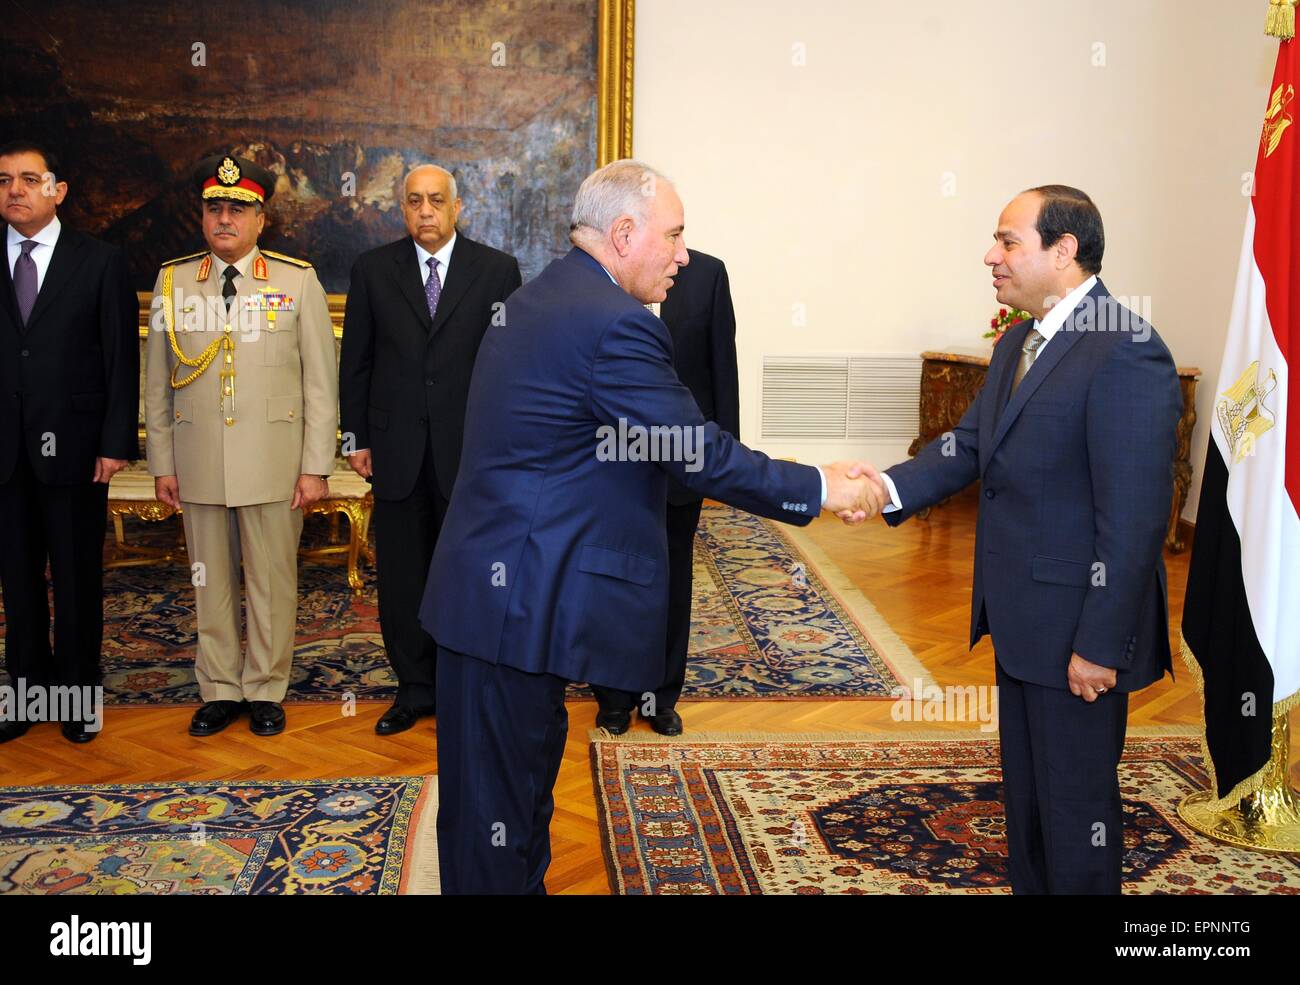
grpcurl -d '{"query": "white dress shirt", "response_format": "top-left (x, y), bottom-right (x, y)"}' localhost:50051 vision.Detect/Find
top-left (7, 214), bottom-right (61, 292)
top-left (415, 232), bottom-right (457, 286)
top-left (881, 275), bottom-right (1098, 512)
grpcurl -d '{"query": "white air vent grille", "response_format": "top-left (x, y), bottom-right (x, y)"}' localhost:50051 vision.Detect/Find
top-left (761, 355), bottom-right (920, 440)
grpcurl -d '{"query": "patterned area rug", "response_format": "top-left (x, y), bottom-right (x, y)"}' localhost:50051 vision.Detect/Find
top-left (0, 776), bottom-right (438, 895)
top-left (0, 505), bottom-right (930, 704)
top-left (592, 730), bottom-right (1300, 895)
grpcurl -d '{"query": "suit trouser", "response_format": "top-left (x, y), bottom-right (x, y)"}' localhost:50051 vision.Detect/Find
top-left (373, 446), bottom-right (447, 711)
top-left (995, 660), bottom-right (1128, 894)
top-left (181, 500), bottom-right (303, 703)
top-left (592, 499), bottom-right (703, 715)
top-left (0, 449), bottom-right (108, 694)
top-left (435, 645), bottom-right (568, 894)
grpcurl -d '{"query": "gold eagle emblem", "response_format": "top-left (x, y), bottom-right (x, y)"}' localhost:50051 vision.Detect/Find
top-left (1262, 83), bottom-right (1294, 159)
top-left (1217, 360), bottom-right (1278, 463)
top-left (216, 156), bottom-right (242, 186)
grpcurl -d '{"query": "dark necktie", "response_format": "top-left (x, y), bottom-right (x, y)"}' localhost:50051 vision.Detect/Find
top-left (425, 256), bottom-right (442, 321)
top-left (222, 264), bottom-right (238, 315)
top-left (1010, 327), bottom-right (1046, 396)
top-left (14, 239), bottom-right (38, 326)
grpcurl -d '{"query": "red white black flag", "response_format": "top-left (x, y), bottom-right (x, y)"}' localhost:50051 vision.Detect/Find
top-left (1182, 35), bottom-right (1299, 801)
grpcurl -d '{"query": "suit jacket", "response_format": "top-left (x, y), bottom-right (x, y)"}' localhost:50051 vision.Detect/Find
top-left (338, 233), bottom-right (523, 501)
top-left (662, 249), bottom-right (741, 506)
top-left (419, 247), bottom-right (822, 692)
top-left (884, 279), bottom-right (1181, 692)
top-left (144, 246), bottom-right (338, 506)
top-left (0, 224), bottom-right (139, 485)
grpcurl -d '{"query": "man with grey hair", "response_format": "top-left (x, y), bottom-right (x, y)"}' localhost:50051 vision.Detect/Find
top-left (419, 158), bottom-right (885, 893)
top-left (340, 163), bottom-right (521, 737)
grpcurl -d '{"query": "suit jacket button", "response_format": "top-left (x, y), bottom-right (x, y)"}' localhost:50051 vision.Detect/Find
top-left (20, 349), bottom-right (29, 357)
top-left (425, 378), bottom-right (435, 386)
top-left (782, 501), bottom-right (790, 510)
top-left (984, 488), bottom-right (996, 499)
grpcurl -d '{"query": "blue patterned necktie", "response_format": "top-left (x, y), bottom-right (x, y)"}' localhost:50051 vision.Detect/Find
top-left (14, 239), bottom-right (38, 326)
top-left (425, 256), bottom-right (441, 321)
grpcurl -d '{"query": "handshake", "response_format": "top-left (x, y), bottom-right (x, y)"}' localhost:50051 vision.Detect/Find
top-left (821, 461), bottom-right (890, 525)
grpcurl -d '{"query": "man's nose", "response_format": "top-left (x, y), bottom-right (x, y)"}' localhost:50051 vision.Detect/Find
top-left (984, 246), bottom-right (1000, 266)
top-left (675, 236), bottom-right (689, 267)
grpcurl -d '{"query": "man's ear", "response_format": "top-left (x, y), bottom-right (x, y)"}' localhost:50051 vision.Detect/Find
top-left (611, 215), bottom-right (636, 257)
top-left (51, 180), bottom-right (69, 207)
top-left (1055, 233), bottom-right (1079, 270)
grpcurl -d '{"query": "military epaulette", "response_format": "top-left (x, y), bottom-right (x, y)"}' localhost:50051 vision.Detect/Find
top-left (160, 250), bottom-right (208, 267)
top-left (260, 250), bottom-right (312, 269)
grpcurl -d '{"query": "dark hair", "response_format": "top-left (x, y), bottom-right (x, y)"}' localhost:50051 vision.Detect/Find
top-left (0, 141), bottom-right (62, 183)
top-left (1024, 184), bottom-right (1103, 275)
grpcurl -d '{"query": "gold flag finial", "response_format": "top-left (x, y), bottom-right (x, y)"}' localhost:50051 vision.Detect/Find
top-left (1267, 0), bottom-right (1296, 40)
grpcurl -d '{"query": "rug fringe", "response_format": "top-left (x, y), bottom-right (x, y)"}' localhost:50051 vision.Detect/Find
top-left (398, 777), bottom-right (441, 895)
top-left (589, 725), bottom-right (1200, 744)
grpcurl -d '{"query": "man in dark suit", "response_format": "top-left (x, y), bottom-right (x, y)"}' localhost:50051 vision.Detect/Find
top-left (340, 164), bottom-right (522, 736)
top-left (0, 141), bottom-right (139, 744)
top-left (592, 249), bottom-right (740, 736)
top-left (875, 185), bottom-right (1181, 893)
top-left (419, 160), bottom-right (883, 894)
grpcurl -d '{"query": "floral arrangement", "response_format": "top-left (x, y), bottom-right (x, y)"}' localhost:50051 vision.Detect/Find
top-left (985, 306), bottom-right (1032, 345)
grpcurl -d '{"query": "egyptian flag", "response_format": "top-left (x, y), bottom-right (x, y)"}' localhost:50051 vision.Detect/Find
top-left (1182, 30), bottom-right (1299, 802)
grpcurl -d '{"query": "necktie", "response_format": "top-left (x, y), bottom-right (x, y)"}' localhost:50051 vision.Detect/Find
top-left (1009, 327), bottom-right (1046, 396)
top-left (222, 264), bottom-right (238, 315)
top-left (14, 239), bottom-right (38, 326)
top-left (425, 256), bottom-right (442, 321)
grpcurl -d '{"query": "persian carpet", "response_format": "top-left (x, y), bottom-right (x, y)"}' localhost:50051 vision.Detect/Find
top-left (592, 729), bottom-right (1300, 895)
top-left (0, 775), bottom-right (438, 895)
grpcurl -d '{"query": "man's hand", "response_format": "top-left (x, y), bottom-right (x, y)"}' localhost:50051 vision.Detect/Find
top-left (93, 457), bottom-right (129, 484)
top-left (1068, 653), bottom-right (1118, 702)
top-left (828, 460), bottom-right (888, 524)
top-left (822, 460), bottom-right (886, 524)
top-left (347, 449), bottom-right (373, 478)
top-left (292, 473), bottom-right (330, 511)
top-left (155, 475), bottom-right (181, 510)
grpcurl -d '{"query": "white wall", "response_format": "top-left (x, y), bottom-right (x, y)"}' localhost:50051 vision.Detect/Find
top-left (633, 0), bottom-right (1278, 517)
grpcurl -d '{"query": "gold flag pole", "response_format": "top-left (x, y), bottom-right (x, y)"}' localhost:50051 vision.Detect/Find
top-left (1179, 711), bottom-right (1300, 854)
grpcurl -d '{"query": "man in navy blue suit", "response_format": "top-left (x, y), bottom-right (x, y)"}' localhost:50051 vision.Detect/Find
top-left (419, 160), bottom-right (884, 894)
top-left (874, 186), bottom-right (1181, 894)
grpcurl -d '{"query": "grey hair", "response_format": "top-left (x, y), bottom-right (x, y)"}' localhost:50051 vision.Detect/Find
top-left (402, 163), bottom-right (458, 202)
top-left (570, 159), bottom-right (670, 238)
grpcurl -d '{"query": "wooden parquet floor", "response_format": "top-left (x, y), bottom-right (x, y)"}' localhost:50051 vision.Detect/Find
top-left (2, 488), bottom-right (1295, 895)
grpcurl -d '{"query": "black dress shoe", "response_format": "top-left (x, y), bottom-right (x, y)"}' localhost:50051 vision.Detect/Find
top-left (248, 701), bottom-right (286, 736)
top-left (374, 704), bottom-right (433, 736)
top-left (189, 700), bottom-right (243, 737)
top-left (646, 708), bottom-right (683, 736)
top-left (61, 720), bottom-right (99, 744)
top-left (0, 721), bottom-right (31, 744)
top-left (595, 708), bottom-right (632, 735)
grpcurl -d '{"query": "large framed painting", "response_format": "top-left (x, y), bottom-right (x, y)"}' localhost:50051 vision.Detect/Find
top-left (0, 0), bottom-right (635, 296)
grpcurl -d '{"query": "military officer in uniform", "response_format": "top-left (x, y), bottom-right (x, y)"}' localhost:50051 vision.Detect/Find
top-left (145, 155), bottom-right (338, 737)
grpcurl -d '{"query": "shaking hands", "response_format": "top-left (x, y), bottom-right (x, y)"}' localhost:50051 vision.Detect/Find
top-left (821, 460), bottom-right (889, 525)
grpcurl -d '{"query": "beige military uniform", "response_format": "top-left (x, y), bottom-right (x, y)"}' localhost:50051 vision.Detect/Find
top-left (145, 246), bottom-right (338, 702)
